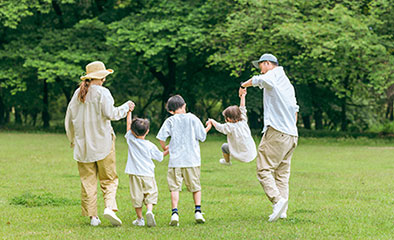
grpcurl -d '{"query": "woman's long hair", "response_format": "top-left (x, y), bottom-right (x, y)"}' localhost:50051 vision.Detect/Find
top-left (78, 79), bottom-right (91, 103)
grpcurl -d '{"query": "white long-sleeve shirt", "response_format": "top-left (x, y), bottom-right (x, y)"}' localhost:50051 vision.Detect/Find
top-left (212, 106), bottom-right (257, 162)
top-left (156, 113), bottom-right (206, 168)
top-left (65, 85), bottom-right (130, 162)
top-left (252, 66), bottom-right (299, 136)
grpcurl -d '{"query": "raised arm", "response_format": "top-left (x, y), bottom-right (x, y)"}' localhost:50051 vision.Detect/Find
top-left (239, 87), bottom-right (247, 107)
top-left (101, 89), bottom-right (134, 121)
top-left (241, 79), bottom-right (253, 88)
top-left (205, 120), bottom-right (213, 133)
top-left (126, 111), bottom-right (132, 132)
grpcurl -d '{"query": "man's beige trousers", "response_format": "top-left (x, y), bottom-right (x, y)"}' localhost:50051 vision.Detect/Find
top-left (256, 127), bottom-right (298, 204)
top-left (77, 140), bottom-right (119, 216)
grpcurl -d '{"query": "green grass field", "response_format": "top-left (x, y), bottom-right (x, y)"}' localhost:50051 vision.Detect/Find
top-left (0, 132), bottom-right (393, 239)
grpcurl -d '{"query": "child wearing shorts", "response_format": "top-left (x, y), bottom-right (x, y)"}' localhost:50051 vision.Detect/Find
top-left (206, 87), bottom-right (257, 165)
top-left (156, 95), bottom-right (212, 226)
top-left (125, 111), bottom-right (169, 227)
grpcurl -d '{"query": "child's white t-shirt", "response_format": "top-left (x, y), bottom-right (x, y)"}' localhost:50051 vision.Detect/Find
top-left (213, 106), bottom-right (257, 162)
top-left (156, 113), bottom-right (206, 168)
top-left (124, 130), bottom-right (163, 177)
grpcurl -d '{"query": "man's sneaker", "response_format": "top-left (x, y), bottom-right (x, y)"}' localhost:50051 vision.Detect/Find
top-left (195, 212), bottom-right (205, 224)
top-left (103, 208), bottom-right (122, 226)
top-left (268, 198), bottom-right (288, 222)
top-left (280, 203), bottom-right (288, 219)
top-left (219, 158), bottom-right (232, 166)
top-left (146, 211), bottom-right (156, 227)
top-left (169, 213), bottom-right (179, 226)
top-left (132, 218), bottom-right (145, 227)
top-left (90, 217), bottom-right (101, 226)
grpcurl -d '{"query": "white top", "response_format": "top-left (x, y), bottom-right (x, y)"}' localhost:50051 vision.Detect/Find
top-left (124, 131), bottom-right (163, 177)
top-left (65, 85), bottom-right (130, 162)
top-left (212, 106), bottom-right (257, 162)
top-left (252, 66), bottom-right (299, 136)
top-left (156, 113), bottom-right (206, 168)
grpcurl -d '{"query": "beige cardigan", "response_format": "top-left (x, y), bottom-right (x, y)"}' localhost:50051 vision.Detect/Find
top-left (65, 85), bottom-right (130, 162)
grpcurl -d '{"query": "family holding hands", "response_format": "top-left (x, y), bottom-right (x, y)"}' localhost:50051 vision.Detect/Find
top-left (65, 53), bottom-right (299, 227)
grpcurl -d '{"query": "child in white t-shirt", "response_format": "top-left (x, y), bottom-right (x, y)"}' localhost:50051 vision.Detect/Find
top-left (125, 111), bottom-right (169, 227)
top-left (156, 95), bottom-right (212, 226)
top-left (206, 88), bottom-right (257, 165)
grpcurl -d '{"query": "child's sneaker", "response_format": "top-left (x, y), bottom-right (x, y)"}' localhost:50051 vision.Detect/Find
top-left (219, 158), bottom-right (232, 166)
top-left (132, 218), bottom-right (145, 227)
top-left (194, 212), bottom-right (205, 223)
top-left (169, 213), bottom-right (179, 226)
top-left (103, 208), bottom-right (122, 226)
top-left (146, 211), bottom-right (156, 227)
top-left (90, 217), bottom-right (101, 226)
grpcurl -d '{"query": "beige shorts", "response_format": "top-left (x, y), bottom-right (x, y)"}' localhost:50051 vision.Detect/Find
top-left (129, 175), bottom-right (158, 208)
top-left (167, 167), bottom-right (201, 192)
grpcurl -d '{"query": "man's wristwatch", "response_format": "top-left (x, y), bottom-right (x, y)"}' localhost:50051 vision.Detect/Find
top-left (240, 82), bottom-right (245, 89)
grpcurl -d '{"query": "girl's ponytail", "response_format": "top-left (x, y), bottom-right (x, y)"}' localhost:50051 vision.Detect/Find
top-left (78, 79), bottom-right (91, 103)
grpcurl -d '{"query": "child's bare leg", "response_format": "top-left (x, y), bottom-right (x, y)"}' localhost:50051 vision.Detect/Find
top-left (171, 191), bottom-right (179, 209)
top-left (135, 207), bottom-right (143, 219)
top-left (146, 203), bottom-right (153, 212)
top-left (223, 152), bottom-right (230, 163)
top-left (193, 191), bottom-right (201, 205)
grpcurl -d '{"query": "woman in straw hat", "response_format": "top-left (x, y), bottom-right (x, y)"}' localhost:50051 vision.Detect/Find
top-left (65, 61), bottom-right (134, 226)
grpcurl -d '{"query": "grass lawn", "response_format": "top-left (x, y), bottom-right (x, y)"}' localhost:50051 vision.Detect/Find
top-left (0, 132), bottom-right (393, 239)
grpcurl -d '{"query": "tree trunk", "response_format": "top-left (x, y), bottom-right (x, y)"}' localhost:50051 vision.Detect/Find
top-left (0, 91), bottom-right (4, 126)
top-left (42, 78), bottom-right (50, 128)
top-left (15, 108), bottom-right (22, 124)
top-left (386, 98), bottom-right (393, 121)
top-left (147, 54), bottom-right (176, 123)
top-left (302, 114), bottom-right (311, 129)
top-left (340, 97), bottom-right (347, 131)
top-left (313, 109), bottom-right (323, 130)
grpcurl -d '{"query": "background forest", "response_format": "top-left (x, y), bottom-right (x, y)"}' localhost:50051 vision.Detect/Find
top-left (0, 0), bottom-right (393, 134)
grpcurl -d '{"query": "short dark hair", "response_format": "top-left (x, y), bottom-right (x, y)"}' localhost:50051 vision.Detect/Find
top-left (131, 118), bottom-right (150, 136)
top-left (222, 105), bottom-right (242, 122)
top-left (166, 95), bottom-right (186, 112)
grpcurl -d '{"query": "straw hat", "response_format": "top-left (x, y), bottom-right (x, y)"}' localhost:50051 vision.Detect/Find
top-left (80, 61), bottom-right (114, 80)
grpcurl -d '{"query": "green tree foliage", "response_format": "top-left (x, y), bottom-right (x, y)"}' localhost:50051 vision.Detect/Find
top-left (0, 0), bottom-right (393, 133)
top-left (208, 0), bottom-right (393, 131)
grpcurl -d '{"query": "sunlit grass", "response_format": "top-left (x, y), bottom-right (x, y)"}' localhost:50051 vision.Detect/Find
top-left (0, 132), bottom-right (393, 239)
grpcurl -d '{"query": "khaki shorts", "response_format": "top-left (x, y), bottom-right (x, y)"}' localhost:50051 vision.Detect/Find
top-left (129, 175), bottom-right (158, 208)
top-left (167, 167), bottom-right (201, 192)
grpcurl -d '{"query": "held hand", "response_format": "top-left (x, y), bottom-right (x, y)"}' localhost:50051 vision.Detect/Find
top-left (164, 145), bottom-right (169, 151)
top-left (128, 101), bottom-right (135, 112)
top-left (163, 149), bottom-right (170, 157)
top-left (239, 87), bottom-right (247, 97)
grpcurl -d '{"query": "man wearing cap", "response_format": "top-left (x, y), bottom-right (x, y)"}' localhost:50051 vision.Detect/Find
top-left (241, 54), bottom-right (299, 222)
top-left (65, 61), bottom-right (134, 226)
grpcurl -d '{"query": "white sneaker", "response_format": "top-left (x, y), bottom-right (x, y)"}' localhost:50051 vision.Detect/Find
top-left (270, 201), bottom-right (288, 219)
top-left (219, 158), bottom-right (232, 166)
top-left (146, 211), bottom-right (156, 227)
top-left (194, 212), bottom-right (205, 224)
top-left (280, 204), bottom-right (288, 219)
top-left (90, 217), bottom-right (101, 226)
top-left (132, 218), bottom-right (145, 227)
top-left (103, 208), bottom-right (122, 226)
top-left (268, 198), bottom-right (288, 222)
top-left (169, 213), bottom-right (179, 226)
